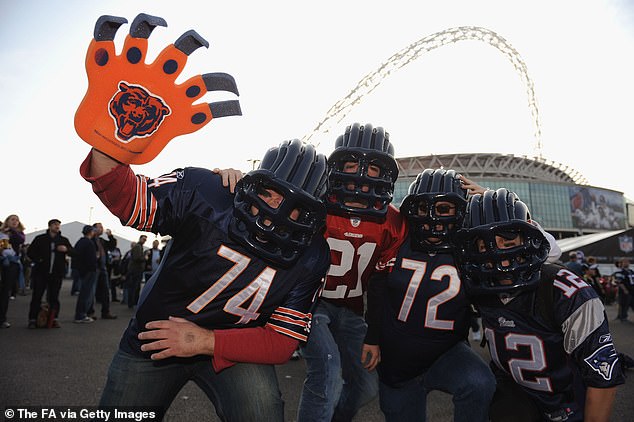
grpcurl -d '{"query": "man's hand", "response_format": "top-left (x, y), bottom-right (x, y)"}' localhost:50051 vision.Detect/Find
top-left (75, 13), bottom-right (241, 164)
top-left (213, 168), bottom-right (243, 193)
top-left (138, 316), bottom-right (215, 360)
top-left (361, 343), bottom-right (381, 371)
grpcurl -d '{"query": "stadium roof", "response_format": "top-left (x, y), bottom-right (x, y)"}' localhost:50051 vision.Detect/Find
top-left (395, 153), bottom-right (587, 184)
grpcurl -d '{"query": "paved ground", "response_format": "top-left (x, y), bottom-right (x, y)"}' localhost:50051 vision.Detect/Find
top-left (1, 279), bottom-right (633, 421)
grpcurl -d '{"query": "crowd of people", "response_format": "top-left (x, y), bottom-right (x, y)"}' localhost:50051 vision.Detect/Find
top-left (0, 216), bottom-right (163, 329)
top-left (2, 13), bottom-right (631, 422)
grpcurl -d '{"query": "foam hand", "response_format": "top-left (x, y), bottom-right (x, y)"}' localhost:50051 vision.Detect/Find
top-left (75, 13), bottom-right (241, 164)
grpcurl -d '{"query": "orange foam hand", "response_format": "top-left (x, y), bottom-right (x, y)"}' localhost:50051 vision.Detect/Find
top-left (75, 13), bottom-right (241, 164)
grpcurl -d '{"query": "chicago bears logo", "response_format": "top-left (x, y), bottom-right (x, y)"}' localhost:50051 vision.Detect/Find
top-left (584, 343), bottom-right (619, 381)
top-left (109, 82), bottom-right (171, 142)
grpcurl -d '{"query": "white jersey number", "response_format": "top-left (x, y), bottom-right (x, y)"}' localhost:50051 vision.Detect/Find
top-left (322, 238), bottom-right (377, 299)
top-left (485, 328), bottom-right (553, 392)
top-left (187, 245), bottom-right (276, 324)
top-left (398, 259), bottom-right (460, 330)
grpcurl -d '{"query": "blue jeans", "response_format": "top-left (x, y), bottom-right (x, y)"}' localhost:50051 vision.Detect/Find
top-left (99, 349), bottom-right (284, 421)
top-left (74, 271), bottom-right (97, 320)
top-left (92, 268), bottom-right (111, 316)
top-left (71, 268), bottom-right (81, 295)
top-left (379, 341), bottom-right (495, 422)
top-left (298, 301), bottom-right (378, 422)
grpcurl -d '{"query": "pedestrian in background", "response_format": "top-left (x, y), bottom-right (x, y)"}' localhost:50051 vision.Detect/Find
top-left (1, 215), bottom-right (26, 300)
top-left (125, 235), bottom-right (146, 309)
top-left (26, 219), bottom-right (73, 329)
top-left (89, 223), bottom-right (117, 320)
top-left (73, 225), bottom-right (98, 324)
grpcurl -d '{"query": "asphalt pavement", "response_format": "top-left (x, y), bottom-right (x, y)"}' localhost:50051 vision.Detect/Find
top-left (1, 279), bottom-right (633, 421)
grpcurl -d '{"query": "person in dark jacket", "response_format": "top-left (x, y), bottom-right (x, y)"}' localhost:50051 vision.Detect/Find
top-left (88, 223), bottom-right (117, 320)
top-left (73, 225), bottom-right (99, 323)
top-left (26, 219), bottom-right (74, 328)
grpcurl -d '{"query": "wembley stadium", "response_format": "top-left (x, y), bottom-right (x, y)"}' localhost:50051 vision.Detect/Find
top-left (393, 152), bottom-right (631, 242)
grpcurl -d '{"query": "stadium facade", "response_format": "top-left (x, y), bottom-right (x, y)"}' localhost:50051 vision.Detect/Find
top-left (393, 153), bottom-right (631, 240)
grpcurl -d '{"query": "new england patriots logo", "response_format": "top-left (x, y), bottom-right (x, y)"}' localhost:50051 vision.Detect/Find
top-left (584, 343), bottom-right (619, 381)
top-left (109, 82), bottom-right (171, 142)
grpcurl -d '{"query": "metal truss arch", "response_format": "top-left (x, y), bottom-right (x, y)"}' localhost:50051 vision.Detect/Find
top-left (303, 26), bottom-right (543, 158)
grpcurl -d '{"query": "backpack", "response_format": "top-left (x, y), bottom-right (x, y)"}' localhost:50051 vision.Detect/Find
top-left (36, 303), bottom-right (56, 328)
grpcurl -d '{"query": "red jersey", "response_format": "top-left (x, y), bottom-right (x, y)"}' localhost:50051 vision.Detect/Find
top-left (321, 205), bottom-right (406, 315)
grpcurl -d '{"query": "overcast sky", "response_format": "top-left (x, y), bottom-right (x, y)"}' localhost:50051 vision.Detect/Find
top-left (1, 0), bottom-right (633, 241)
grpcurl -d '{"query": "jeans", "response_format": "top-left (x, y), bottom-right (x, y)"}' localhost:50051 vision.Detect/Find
top-left (298, 300), bottom-right (378, 422)
top-left (99, 349), bottom-right (284, 421)
top-left (379, 341), bottom-right (495, 422)
top-left (74, 271), bottom-right (97, 320)
top-left (70, 268), bottom-right (81, 295)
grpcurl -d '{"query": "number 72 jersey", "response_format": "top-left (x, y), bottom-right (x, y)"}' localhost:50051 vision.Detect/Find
top-left (377, 236), bottom-right (471, 386)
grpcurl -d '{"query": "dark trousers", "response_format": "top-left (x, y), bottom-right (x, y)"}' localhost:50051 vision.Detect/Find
top-left (1, 263), bottom-right (19, 323)
top-left (617, 290), bottom-right (634, 320)
top-left (125, 270), bottom-right (143, 309)
top-left (90, 268), bottom-right (111, 316)
top-left (109, 276), bottom-right (119, 301)
top-left (28, 270), bottom-right (63, 321)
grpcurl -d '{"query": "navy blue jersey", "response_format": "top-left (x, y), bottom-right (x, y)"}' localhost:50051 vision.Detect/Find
top-left (118, 167), bottom-right (330, 356)
top-left (613, 267), bottom-right (634, 294)
top-left (477, 264), bottom-right (624, 417)
top-left (378, 234), bottom-right (471, 386)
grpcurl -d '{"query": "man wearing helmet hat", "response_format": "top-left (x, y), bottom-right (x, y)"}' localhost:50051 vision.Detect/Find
top-left (363, 168), bottom-right (496, 422)
top-left (80, 139), bottom-right (330, 421)
top-left (72, 13), bottom-right (333, 420)
top-left (298, 123), bottom-right (407, 422)
top-left (456, 188), bottom-right (624, 422)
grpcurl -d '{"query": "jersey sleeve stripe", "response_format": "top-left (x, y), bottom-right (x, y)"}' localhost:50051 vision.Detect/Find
top-left (562, 297), bottom-right (606, 354)
top-left (267, 307), bottom-right (311, 342)
top-left (137, 176), bottom-right (148, 228)
top-left (266, 323), bottom-right (307, 342)
top-left (125, 175), bottom-right (144, 226)
top-left (144, 194), bottom-right (158, 230)
top-left (275, 307), bottom-right (310, 319)
top-left (269, 314), bottom-right (306, 326)
top-left (125, 175), bottom-right (158, 231)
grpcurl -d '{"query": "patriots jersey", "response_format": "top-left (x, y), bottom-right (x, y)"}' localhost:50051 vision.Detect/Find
top-left (321, 205), bottom-right (405, 315)
top-left (117, 167), bottom-right (330, 356)
top-left (478, 264), bottom-right (624, 418)
top-left (613, 268), bottom-right (634, 294)
top-left (377, 234), bottom-right (471, 387)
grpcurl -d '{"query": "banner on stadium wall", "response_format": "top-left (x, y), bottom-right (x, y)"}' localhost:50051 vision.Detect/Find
top-left (569, 186), bottom-right (626, 230)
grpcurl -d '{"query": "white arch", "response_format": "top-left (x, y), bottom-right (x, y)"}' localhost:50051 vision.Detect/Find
top-left (302, 26), bottom-right (543, 159)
